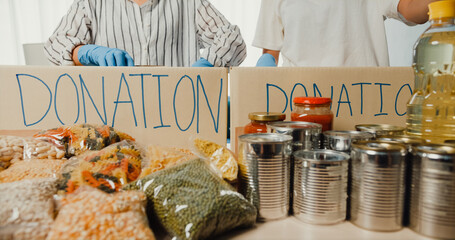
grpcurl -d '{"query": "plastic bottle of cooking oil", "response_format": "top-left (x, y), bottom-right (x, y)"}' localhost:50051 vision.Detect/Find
top-left (406, 0), bottom-right (455, 143)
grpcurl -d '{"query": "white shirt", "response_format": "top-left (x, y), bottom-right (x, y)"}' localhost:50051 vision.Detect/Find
top-left (253, 0), bottom-right (413, 67)
top-left (45, 0), bottom-right (246, 67)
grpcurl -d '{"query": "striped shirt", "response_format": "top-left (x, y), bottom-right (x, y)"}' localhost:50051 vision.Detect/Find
top-left (44, 0), bottom-right (246, 67)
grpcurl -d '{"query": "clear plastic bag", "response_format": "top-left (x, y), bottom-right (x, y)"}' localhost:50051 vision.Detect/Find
top-left (47, 186), bottom-right (155, 240)
top-left (0, 136), bottom-right (31, 170)
top-left (23, 139), bottom-right (66, 160)
top-left (57, 140), bottom-right (143, 194)
top-left (0, 159), bottom-right (64, 183)
top-left (33, 124), bottom-right (135, 157)
top-left (140, 145), bottom-right (196, 178)
top-left (0, 178), bottom-right (57, 240)
top-left (124, 158), bottom-right (257, 240)
top-left (191, 137), bottom-right (238, 182)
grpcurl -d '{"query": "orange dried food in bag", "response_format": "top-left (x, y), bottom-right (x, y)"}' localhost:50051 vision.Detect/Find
top-left (140, 145), bottom-right (196, 177)
top-left (193, 138), bottom-right (238, 182)
top-left (58, 141), bottom-right (142, 194)
top-left (47, 187), bottom-right (155, 240)
top-left (34, 124), bottom-right (135, 157)
top-left (0, 159), bottom-right (64, 183)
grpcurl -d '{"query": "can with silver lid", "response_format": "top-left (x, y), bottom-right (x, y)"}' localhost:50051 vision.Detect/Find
top-left (376, 135), bottom-right (425, 226)
top-left (267, 121), bottom-right (323, 214)
top-left (238, 133), bottom-right (293, 221)
top-left (409, 144), bottom-right (455, 239)
top-left (293, 149), bottom-right (349, 225)
top-left (350, 140), bottom-right (407, 231)
top-left (355, 124), bottom-right (405, 138)
top-left (267, 121), bottom-right (322, 151)
top-left (323, 131), bottom-right (374, 152)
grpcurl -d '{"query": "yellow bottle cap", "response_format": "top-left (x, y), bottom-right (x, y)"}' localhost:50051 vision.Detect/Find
top-left (429, 0), bottom-right (455, 20)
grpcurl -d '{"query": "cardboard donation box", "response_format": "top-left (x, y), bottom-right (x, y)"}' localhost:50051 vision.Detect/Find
top-left (230, 67), bottom-right (414, 152)
top-left (0, 66), bottom-right (228, 148)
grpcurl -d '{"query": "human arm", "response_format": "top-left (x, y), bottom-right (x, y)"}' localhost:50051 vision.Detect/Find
top-left (398, 0), bottom-right (437, 24)
top-left (44, 0), bottom-right (91, 66)
top-left (252, 0), bottom-right (283, 66)
top-left (256, 49), bottom-right (280, 67)
top-left (195, 0), bottom-right (247, 67)
top-left (263, 49), bottom-right (280, 64)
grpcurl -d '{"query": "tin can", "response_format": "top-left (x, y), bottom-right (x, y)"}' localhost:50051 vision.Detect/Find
top-left (323, 131), bottom-right (374, 152)
top-left (293, 150), bottom-right (349, 225)
top-left (409, 144), bottom-right (455, 239)
top-left (238, 133), bottom-right (293, 221)
top-left (350, 140), bottom-right (407, 231)
top-left (355, 124), bottom-right (405, 138)
top-left (267, 121), bottom-right (323, 214)
top-left (376, 135), bottom-right (425, 226)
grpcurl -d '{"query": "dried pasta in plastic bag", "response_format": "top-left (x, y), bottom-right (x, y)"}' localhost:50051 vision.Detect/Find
top-left (0, 178), bottom-right (57, 240)
top-left (47, 187), bottom-right (155, 240)
top-left (0, 159), bottom-right (64, 183)
top-left (23, 139), bottom-right (66, 160)
top-left (124, 158), bottom-right (256, 240)
top-left (192, 137), bottom-right (238, 182)
top-left (57, 140), bottom-right (142, 194)
top-left (140, 145), bottom-right (196, 177)
top-left (0, 136), bottom-right (32, 170)
top-left (34, 124), bottom-right (135, 157)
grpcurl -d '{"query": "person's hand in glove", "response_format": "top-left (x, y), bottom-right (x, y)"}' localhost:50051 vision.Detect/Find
top-left (75, 44), bottom-right (134, 66)
top-left (191, 58), bottom-right (214, 67)
top-left (256, 53), bottom-right (277, 67)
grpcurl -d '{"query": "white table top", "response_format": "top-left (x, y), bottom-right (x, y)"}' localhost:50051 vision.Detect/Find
top-left (219, 217), bottom-right (434, 240)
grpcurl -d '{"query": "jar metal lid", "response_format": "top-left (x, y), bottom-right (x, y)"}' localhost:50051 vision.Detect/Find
top-left (293, 97), bottom-right (331, 105)
top-left (248, 112), bottom-right (286, 121)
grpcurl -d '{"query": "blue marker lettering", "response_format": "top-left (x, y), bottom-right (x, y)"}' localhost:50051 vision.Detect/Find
top-left (130, 73), bottom-right (152, 128)
top-left (289, 83), bottom-right (307, 111)
top-left (197, 75), bottom-right (223, 133)
top-left (152, 75), bottom-right (171, 129)
top-left (79, 74), bottom-right (107, 125)
top-left (16, 74), bottom-right (52, 127)
top-left (54, 74), bottom-right (80, 125)
top-left (336, 84), bottom-right (353, 117)
top-left (267, 84), bottom-right (288, 113)
top-left (112, 73), bottom-right (137, 127)
top-left (395, 84), bottom-right (412, 116)
top-left (374, 83), bottom-right (391, 117)
top-left (313, 83), bottom-right (322, 97)
top-left (352, 83), bottom-right (372, 115)
top-left (173, 75), bottom-right (195, 131)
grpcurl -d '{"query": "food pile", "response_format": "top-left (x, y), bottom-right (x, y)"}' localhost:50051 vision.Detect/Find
top-left (0, 124), bottom-right (255, 240)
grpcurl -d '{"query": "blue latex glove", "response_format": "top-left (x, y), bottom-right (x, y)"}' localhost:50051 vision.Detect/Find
top-left (256, 53), bottom-right (277, 67)
top-left (191, 58), bottom-right (214, 67)
top-left (78, 44), bottom-right (134, 66)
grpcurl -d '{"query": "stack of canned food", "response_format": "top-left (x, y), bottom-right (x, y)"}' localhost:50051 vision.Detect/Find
top-left (239, 108), bottom-right (455, 239)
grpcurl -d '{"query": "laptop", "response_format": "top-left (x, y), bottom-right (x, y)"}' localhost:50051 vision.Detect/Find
top-left (23, 43), bottom-right (52, 65)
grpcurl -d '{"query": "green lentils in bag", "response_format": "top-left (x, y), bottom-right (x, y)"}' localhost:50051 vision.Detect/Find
top-left (123, 158), bottom-right (257, 240)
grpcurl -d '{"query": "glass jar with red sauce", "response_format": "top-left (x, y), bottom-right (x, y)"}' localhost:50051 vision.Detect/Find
top-left (291, 97), bottom-right (333, 132)
top-left (244, 112), bottom-right (286, 134)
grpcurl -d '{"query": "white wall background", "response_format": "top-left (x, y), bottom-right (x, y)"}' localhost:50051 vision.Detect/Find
top-left (0, 0), bottom-right (429, 67)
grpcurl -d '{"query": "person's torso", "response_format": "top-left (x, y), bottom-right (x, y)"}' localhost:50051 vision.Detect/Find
top-left (86, 0), bottom-right (200, 66)
top-left (279, 0), bottom-right (393, 67)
